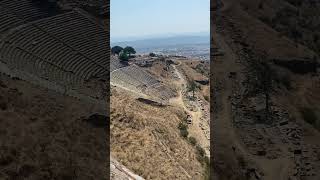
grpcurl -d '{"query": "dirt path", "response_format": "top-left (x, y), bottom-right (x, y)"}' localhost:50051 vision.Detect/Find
top-left (170, 63), bottom-right (210, 157)
top-left (213, 25), bottom-right (294, 179)
top-left (213, 32), bottom-right (247, 150)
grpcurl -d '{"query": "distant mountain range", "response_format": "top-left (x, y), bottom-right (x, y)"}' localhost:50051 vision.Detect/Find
top-left (111, 31), bottom-right (209, 43)
top-left (111, 34), bottom-right (210, 48)
top-left (111, 34), bottom-right (210, 57)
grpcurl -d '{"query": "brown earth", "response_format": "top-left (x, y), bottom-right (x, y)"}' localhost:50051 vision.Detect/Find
top-left (0, 73), bottom-right (107, 180)
top-left (211, 0), bottom-right (320, 180)
top-left (110, 56), bottom-right (210, 179)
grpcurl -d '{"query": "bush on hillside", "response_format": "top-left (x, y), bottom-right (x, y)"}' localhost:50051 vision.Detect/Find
top-left (301, 107), bottom-right (318, 125)
top-left (178, 122), bottom-right (188, 138)
top-left (195, 145), bottom-right (209, 167)
top-left (119, 51), bottom-right (129, 62)
top-left (188, 137), bottom-right (197, 146)
top-left (196, 145), bottom-right (205, 157)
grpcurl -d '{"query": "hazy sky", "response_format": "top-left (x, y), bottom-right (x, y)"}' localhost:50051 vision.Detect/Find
top-left (111, 0), bottom-right (210, 42)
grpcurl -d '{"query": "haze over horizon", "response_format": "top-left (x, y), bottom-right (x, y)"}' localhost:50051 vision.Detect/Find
top-left (111, 31), bottom-right (210, 43)
top-left (111, 0), bottom-right (209, 43)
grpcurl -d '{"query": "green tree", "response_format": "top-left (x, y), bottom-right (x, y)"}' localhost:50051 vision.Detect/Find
top-left (119, 51), bottom-right (129, 62)
top-left (123, 46), bottom-right (136, 56)
top-left (187, 81), bottom-right (199, 98)
top-left (247, 51), bottom-right (274, 123)
top-left (111, 46), bottom-right (123, 55)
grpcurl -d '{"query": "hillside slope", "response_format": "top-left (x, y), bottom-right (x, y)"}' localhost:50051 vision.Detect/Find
top-left (110, 55), bottom-right (210, 179)
top-left (212, 0), bottom-right (320, 179)
top-left (0, 73), bottom-right (107, 179)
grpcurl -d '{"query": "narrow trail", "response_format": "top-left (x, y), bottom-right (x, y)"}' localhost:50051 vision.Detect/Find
top-left (170, 62), bottom-right (210, 157)
top-left (214, 32), bottom-right (247, 154)
top-left (214, 25), bottom-right (293, 179)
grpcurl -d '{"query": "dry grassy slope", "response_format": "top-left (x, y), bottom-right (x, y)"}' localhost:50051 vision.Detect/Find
top-left (223, 0), bottom-right (317, 60)
top-left (239, 0), bottom-right (320, 55)
top-left (214, 0), bottom-right (320, 121)
top-left (178, 61), bottom-right (208, 82)
top-left (142, 60), bottom-right (177, 90)
top-left (224, 0), bottom-right (320, 124)
top-left (177, 61), bottom-right (210, 100)
top-left (236, 0), bottom-right (320, 118)
top-left (212, 0), bottom-right (320, 179)
top-left (110, 87), bottom-right (204, 180)
top-left (0, 74), bottom-right (107, 180)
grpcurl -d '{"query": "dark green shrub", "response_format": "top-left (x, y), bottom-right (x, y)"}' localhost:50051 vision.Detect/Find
top-left (180, 129), bottom-right (188, 138)
top-left (111, 46), bottom-right (123, 55)
top-left (123, 46), bottom-right (136, 56)
top-left (188, 137), bottom-right (197, 146)
top-left (195, 145), bottom-right (209, 168)
top-left (119, 52), bottom-right (129, 62)
top-left (196, 145), bottom-right (205, 157)
top-left (178, 122), bottom-right (188, 138)
top-left (178, 122), bottom-right (187, 130)
top-left (301, 107), bottom-right (317, 125)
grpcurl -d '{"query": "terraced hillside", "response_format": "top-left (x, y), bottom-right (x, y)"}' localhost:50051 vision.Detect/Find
top-left (0, 0), bottom-right (110, 179)
top-left (0, 0), bottom-right (61, 34)
top-left (110, 56), bottom-right (176, 103)
top-left (0, 0), bottom-right (108, 102)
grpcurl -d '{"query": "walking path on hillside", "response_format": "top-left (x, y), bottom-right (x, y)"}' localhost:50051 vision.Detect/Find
top-left (170, 63), bottom-right (210, 157)
top-left (111, 60), bottom-right (210, 157)
top-left (214, 27), bottom-right (293, 179)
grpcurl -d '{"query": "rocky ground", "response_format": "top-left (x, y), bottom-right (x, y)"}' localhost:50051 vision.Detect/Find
top-left (212, 0), bottom-right (320, 180)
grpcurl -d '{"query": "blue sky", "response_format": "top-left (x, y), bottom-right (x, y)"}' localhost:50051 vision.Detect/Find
top-left (111, 0), bottom-right (210, 42)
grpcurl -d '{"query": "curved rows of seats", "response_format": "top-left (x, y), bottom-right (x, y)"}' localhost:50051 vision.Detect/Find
top-left (0, 10), bottom-right (108, 87)
top-left (0, 40), bottom-right (82, 86)
top-left (110, 70), bottom-right (142, 92)
top-left (121, 65), bottom-right (159, 86)
top-left (110, 68), bottom-right (143, 88)
top-left (0, 6), bottom-right (24, 34)
top-left (36, 10), bottom-right (108, 68)
top-left (110, 58), bottom-right (126, 72)
top-left (146, 84), bottom-right (176, 100)
top-left (110, 64), bottom-right (176, 101)
top-left (0, 0), bottom-right (56, 23)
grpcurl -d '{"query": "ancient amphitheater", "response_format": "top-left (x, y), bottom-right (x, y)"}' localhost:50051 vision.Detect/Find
top-left (110, 56), bottom-right (176, 103)
top-left (0, 0), bottom-right (108, 103)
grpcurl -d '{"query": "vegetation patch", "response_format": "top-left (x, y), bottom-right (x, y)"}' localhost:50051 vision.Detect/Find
top-left (178, 120), bottom-right (209, 179)
top-left (204, 95), bottom-right (209, 102)
top-left (188, 136), bottom-right (197, 146)
top-left (300, 107), bottom-right (319, 130)
top-left (194, 63), bottom-right (209, 77)
top-left (178, 121), bottom-right (188, 138)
